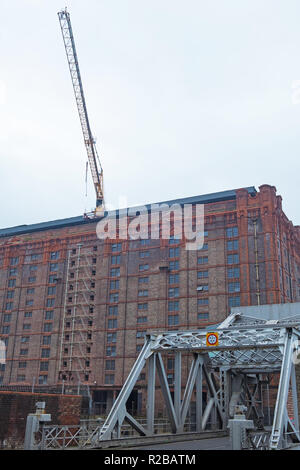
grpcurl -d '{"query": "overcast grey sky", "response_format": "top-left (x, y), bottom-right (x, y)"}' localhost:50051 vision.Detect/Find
top-left (1, 0), bottom-right (300, 229)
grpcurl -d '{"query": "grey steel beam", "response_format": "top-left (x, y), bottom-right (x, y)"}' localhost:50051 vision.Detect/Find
top-left (146, 353), bottom-right (156, 434)
top-left (156, 353), bottom-right (178, 433)
top-left (195, 360), bottom-right (203, 432)
top-left (179, 355), bottom-right (201, 432)
top-left (269, 330), bottom-right (298, 449)
top-left (174, 351), bottom-right (182, 422)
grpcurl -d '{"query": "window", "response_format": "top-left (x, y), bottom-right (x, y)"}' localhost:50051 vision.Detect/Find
top-left (111, 243), bottom-right (122, 252)
top-left (197, 284), bottom-right (209, 292)
top-left (20, 349), bottom-right (28, 356)
top-left (169, 247), bottom-right (180, 258)
top-left (227, 254), bottom-right (239, 265)
top-left (110, 280), bottom-right (119, 290)
top-left (198, 312), bottom-right (209, 320)
top-left (108, 319), bottom-right (118, 329)
top-left (111, 255), bottom-right (121, 265)
top-left (23, 324), bottom-right (31, 330)
top-left (41, 349), bottom-right (50, 358)
top-left (228, 296), bottom-right (240, 307)
top-left (8, 279), bottom-right (16, 288)
top-left (26, 299), bottom-right (34, 306)
top-left (199, 243), bottom-right (208, 251)
top-left (110, 268), bottom-right (120, 277)
top-left (198, 298), bottom-right (209, 306)
top-left (40, 362), bottom-right (49, 371)
top-left (9, 268), bottom-right (17, 276)
top-left (137, 316), bottom-right (147, 324)
top-left (21, 336), bottom-right (29, 343)
top-left (106, 346), bottom-right (116, 357)
top-left (24, 312), bottom-right (32, 318)
top-left (139, 276), bottom-right (149, 284)
top-left (138, 290), bottom-right (148, 297)
top-left (197, 271), bottom-right (208, 279)
top-left (2, 326), bottom-right (10, 334)
top-left (28, 276), bottom-right (36, 283)
top-left (138, 303), bottom-right (148, 310)
top-left (227, 240), bottom-right (239, 251)
top-left (30, 265), bottom-right (38, 271)
top-left (169, 273), bottom-right (179, 284)
top-left (140, 239), bottom-right (150, 246)
top-left (43, 323), bottom-right (52, 332)
top-left (5, 302), bottom-right (13, 310)
top-left (42, 336), bottom-right (51, 345)
top-left (168, 287), bottom-right (179, 298)
top-left (50, 251), bottom-right (59, 260)
top-left (27, 288), bottom-right (35, 295)
top-left (168, 301), bottom-right (179, 311)
top-left (105, 374), bottom-right (115, 384)
top-left (168, 315), bottom-right (179, 326)
top-left (109, 293), bottom-right (119, 303)
top-left (45, 311), bottom-right (54, 320)
top-left (169, 260), bottom-right (179, 271)
top-left (227, 267), bottom-right (240, 278)
top-left (226, 226), bottom-right (238, 238)
top-left (49, 263), bottom-right (58, 271)
top-left (169, 235), bottom-right (180, 245)
top-left (6, 291), bottom-right (14, 299)
top-left (138, 373), bottom-right (146, 381)
top-left (38, 375), bottom-right (48, 385)
top-left (136, 331), bottom-right (146, 338)
top-left (105, 360), bottom-right (115, 370)
top-left (167, 374), bottom-right (174, 385)
top-left (107, 332), bottom-right (117, 343)
top-left (30, 253), bottom-right (40, 261)
top-left (46, 298), bottom-right (55, 307)
top-left (108, 306), bottom-right (118, 316)
top-left (228, 282), bottom-right (240, 293)
top-left (47, 286), bottom-right (56, 295)
top-left (3, 314), bottom-right (11, 322)
top-left (198, 256), bottom-right (208, 265)
top-left (18, 361), bottom-right (27, 368)
top-left (167, 358), bottom-right (175, 370)
top-left (139, 264), bottom-right (149, 272)
top-left (139, 251), bottom-right (150, 258)
top-left (10, 257), bottom-right (19, 266)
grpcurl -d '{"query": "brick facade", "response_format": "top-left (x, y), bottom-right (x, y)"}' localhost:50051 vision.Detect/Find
top-left (0, 391), bottom-right (81, 448)
top-left (0, 184), bottom-right (299, 412)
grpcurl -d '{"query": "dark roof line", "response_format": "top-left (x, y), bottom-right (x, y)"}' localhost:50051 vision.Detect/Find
top-left (0, 186), bottom-right (256, 238)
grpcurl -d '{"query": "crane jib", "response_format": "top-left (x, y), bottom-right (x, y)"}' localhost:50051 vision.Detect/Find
top-left (58, 9), bottom-right (104, 209)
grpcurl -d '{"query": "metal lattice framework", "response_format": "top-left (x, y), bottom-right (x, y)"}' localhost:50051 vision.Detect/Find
top-left (97, 309), bottom-right (300, 450)
top-left (58, 9), bottom-right (104, 209)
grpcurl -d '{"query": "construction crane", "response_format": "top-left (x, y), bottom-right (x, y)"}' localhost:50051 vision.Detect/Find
top-left (58, 8), bottom-right (104, 216)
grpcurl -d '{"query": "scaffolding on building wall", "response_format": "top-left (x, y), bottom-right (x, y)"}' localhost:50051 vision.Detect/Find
top-left (58, 244), bottom-right (95, 387)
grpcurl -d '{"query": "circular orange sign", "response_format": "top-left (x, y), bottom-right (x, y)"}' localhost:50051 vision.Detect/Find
top-left (206, 332), bottom-right (219, 346)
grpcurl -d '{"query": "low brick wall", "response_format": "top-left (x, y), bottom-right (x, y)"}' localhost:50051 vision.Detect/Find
top-left (0, 391), bottom-right (82, 448)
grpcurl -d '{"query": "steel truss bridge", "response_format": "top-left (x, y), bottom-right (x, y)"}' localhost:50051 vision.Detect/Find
top-left (96, 307), bottom-right (300, 450)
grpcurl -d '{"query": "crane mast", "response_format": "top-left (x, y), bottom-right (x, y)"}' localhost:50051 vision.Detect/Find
top-left (58, 8), bottom-right (104, 213)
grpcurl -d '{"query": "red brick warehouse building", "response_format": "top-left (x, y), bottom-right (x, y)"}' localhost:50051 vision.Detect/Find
top-left (0, 184), bottom-right (299, 413)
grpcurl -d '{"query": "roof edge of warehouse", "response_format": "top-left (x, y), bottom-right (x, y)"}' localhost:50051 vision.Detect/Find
top-left (0, 186), bottom-right (257, 238)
